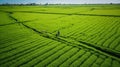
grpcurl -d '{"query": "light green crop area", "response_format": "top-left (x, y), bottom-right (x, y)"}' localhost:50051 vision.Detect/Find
top-left (0, 12), bottom-right (15, 25)
top-left (0, 4), bottom-right (120, 67)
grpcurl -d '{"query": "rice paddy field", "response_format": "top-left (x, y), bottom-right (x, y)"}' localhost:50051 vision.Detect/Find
top-left (0, 4), bottom-right (120, 67)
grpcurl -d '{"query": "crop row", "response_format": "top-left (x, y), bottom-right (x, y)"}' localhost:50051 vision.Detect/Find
top-left (60, 16), bottom-right (120, 52)
top-left (1, 36), bottom-right (120, 67)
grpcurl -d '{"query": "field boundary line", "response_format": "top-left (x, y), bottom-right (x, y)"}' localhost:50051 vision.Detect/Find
top-left (9, 11), bottom-right (120, 17)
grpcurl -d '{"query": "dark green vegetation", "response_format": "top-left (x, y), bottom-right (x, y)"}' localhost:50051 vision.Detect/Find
top-left (0, 4), bottom-right (120, 67)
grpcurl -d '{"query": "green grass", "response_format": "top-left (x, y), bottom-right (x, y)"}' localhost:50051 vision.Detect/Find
top-left (0, 12), bottom-right (15, 25)
top-left (0, 4), bottom-right (120, 67)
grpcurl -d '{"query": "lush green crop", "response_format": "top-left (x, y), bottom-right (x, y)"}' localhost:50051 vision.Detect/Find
top-left (0, 4), bottom-right (120, 67)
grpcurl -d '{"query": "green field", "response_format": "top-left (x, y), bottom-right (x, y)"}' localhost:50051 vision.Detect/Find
top-left (0, 4), bottom-right (120, 67)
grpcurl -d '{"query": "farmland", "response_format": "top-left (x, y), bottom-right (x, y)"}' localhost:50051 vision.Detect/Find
top-left (0, 4), bottom-right (120, 67)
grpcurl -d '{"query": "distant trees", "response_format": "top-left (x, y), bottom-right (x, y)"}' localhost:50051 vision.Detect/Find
top-left (110, 3), bottom-right (113, 5)
top-left (29, 3), bottom-right (36, 5)
top-left (0, 3), bottom-right (50, 6)
top-left (45, 3), bottom-right (49, 5)
top-left (1, 2), bottom-right (119, 6)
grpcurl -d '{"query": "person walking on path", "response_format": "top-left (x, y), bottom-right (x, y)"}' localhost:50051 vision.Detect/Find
top-left (56, 30), bottom-right (60, 37)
